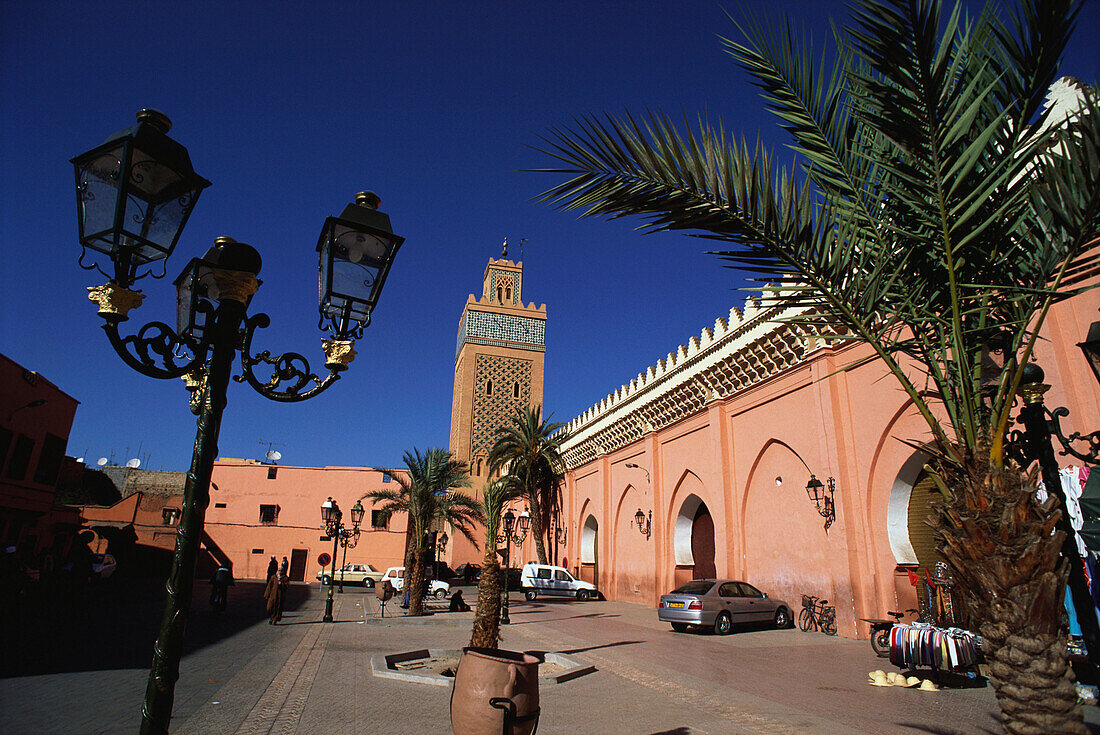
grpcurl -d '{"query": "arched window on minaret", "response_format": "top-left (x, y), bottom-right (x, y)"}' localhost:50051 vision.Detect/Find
top-left (486, 379), bottom-right (493, 396)
top-left (513, 381), bottom-right (520, 398)
top-left (505, 286), bottom-right (512, 302)
top-left (497, 285), bottom-right (504, 302)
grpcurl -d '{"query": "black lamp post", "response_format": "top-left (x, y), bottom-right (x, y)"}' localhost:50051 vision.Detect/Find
top-left (497, 507), bottom-right (530, 625)
top-left (321, 497), bottom-right (363, 611)
top-left (1010, 360), bottom-right (1100, 666)
top-left (72, 110), bottom-right (403, 735)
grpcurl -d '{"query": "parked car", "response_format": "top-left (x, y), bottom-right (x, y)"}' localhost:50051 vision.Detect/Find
top-left (380, 566), bottom-right (451, 599)
top-left (316, 563), bottom-right (384, 587)
top-left (454, 563), bottom-right (482, 583)
top-left (658, 579), bottom-right (791, 634)
top-left (520, 563), bottom-right (598, 601)
top-left (91, 553), bottom-right (117, 580)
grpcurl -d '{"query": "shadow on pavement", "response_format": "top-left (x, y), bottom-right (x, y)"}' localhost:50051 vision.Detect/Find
top-left (0, 577), bottom-right (314, 678)
top-left (557, 639), bottom-right (645, 654)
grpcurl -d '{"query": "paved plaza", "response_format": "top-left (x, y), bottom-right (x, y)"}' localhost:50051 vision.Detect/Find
top-left (1, 579), bottom-right (1098, 734)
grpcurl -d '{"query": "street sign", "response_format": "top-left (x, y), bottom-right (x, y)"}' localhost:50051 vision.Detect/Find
top-left (318, 552), bottom-right (331, 567)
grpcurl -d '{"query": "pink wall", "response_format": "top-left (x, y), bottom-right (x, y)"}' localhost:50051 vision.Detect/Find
top-left (562, 290), bottom-right (1100, 639)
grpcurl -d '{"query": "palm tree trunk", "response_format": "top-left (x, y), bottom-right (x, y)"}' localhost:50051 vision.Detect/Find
top-left (528, 494), bottom-right (548, 564)
top-left (932, 452), bottom-right (1085, 735)
top-left (407, 546), bottom-right (428, 617)
top-left (470, 545), bottom-right (503, 648)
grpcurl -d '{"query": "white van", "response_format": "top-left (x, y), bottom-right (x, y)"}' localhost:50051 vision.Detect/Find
top-left (520, 563), bottom-right (598, 601)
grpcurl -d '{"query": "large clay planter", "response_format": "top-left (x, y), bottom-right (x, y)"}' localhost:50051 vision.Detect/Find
top-left (451, 647), bottom-right (541, 735)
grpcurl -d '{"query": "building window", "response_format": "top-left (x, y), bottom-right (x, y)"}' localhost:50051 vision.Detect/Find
top-left (0, 428), bottom-right (12, 473)
top-left (267, 466), bottom-right (277, 480)
top-left (259, 504), bottom-right (279, 525)
top-left (486, 379), bottom-right (493, 396)
top-left (382, 471), bottom-right (391, 483)
top-left (32, 433), bottom-right (67, 485)
top-left (371, 510), bottom-right (387, 529)
top-left (505, 286), bottom-right (512, 301)
top-left (214, 502), bottom-right (227, 509)
top-left (4, 434), bottom-right (33, 480)
top-left (251, 548), bottom-right (264, 555)
top-left (162, 507), bottom-right (181, 526)
top-left (513, 382), bottom-right (520, 398)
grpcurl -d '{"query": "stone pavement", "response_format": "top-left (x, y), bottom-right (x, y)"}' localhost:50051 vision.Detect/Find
top-left (3, 580), bottom-right (1100, 734)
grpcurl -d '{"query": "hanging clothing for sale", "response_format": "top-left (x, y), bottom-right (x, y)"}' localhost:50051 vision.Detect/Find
top-left (888, 622), bottom-right (981, 671)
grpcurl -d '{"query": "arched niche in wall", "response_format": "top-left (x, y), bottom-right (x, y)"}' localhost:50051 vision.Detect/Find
top-left (886, 448), bottom-right (933, 565)
top-left (580, 514), bottom-right (598, 564)
top-left (669, 470), bottom-right (707, 566)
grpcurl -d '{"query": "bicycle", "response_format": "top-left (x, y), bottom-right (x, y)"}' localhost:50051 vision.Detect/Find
top-left (799, 594), bottom-right (837, 635)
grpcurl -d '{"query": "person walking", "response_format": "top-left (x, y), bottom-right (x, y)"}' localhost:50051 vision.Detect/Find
top-left (264, 570), bottom-right (288, 624)
top-left (279, 556), bottom-right (289, 577)
top-left (266, 556), bottom-right (278, 581)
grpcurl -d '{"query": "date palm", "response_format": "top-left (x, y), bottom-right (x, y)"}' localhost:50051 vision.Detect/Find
top-left (469, 476), bottom-right (525, 648)
top-left (488, 405), bottom-right (569, 565)
top-left (364, 448), bottom-right (482, 616)
top-left (535, 1), bottom-right (1098, 732)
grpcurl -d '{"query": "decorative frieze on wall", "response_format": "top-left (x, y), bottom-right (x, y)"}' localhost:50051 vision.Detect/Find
top-left (456, 310), bottom-right (546, 359)
top-left (560, 299), bottom-right (818, 469)
top-left (471, 354), bottom-right (533, 456)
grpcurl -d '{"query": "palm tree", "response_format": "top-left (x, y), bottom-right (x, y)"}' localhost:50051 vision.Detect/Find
top-left (364, 448), bottom-right (483, 616)
top-left (488, 405), bottom-right (569, 565)
top-left (534, 1), bottom-right (1098, 731)
top-left (469, 477), bottom-right (525, 648)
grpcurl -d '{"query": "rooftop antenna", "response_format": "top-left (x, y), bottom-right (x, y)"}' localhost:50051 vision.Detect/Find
top-left (260, 438), bottom-right (284, 464)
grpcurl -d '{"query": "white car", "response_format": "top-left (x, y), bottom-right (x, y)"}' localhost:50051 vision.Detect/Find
top-left (316, 563), bottom-right (384, 587)
top-left (381, 566), bottom-right (450, 599)
top-left (520, 563), bottom-right (597, 601)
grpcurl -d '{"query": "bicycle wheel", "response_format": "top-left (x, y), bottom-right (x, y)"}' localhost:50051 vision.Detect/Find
top-left (822, 608), bottom-right (837, 636)
top-left (798, 608), bottom-right (814, 632)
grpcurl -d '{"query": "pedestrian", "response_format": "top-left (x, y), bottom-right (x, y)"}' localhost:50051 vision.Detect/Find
top-left (209, 565), bottom-right (233, 612)
top-left (279, 556), bottom-right (289, 577)
top-left (449, 589), bottom-right (470, 612)
top-left (264, 570), bottom-right (288, 624)
top-left (266, 556), bottom-right (278, 581)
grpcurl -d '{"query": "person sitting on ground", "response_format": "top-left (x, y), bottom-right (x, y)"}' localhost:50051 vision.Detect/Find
top-left (449, 589), bottom-right (471, 612)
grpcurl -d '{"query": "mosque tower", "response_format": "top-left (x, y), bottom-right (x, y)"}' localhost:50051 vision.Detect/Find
top-left (447, 241), bottom-right (546, 565)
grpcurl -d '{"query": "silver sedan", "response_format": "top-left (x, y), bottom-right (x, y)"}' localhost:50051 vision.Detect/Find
top-left (658, 580), bottom-right (792, 634)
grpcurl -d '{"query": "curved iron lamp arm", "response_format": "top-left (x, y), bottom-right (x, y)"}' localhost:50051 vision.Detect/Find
top-left (1047, 406), bottom-right (1100, 464)
top-left (101, 318), bottom-right (207, 380)
top-left (236, 312), bottom-right (343, 402)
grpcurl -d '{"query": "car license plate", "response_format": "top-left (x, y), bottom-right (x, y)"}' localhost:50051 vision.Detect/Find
top-left (668, 602), bottom-right (684, 608)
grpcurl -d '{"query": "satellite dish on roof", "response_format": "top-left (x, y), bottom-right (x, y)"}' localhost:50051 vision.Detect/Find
top-left (76, 457), bottom-right (84, 464)
top-left (266, 450), bottom-right (282, 463)
top-left (96, 457), bottom-right (108, 467)
top-left (126, 458), bottom-right (141, 468)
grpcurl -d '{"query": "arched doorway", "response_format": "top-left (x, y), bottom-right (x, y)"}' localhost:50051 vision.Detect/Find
top-left (579, 515), bottom-right (598, 585)
top-left (691, 504), bottom-right (716, 579)
top-left (672, 493), bottom-right (715, 584)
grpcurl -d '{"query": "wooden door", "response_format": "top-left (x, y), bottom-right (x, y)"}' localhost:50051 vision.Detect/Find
top-left (289, 548), bottom-right (308, 581)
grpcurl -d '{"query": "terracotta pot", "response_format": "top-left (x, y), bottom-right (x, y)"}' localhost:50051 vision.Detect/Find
top-left (451, 647), bottom-right (541, 735)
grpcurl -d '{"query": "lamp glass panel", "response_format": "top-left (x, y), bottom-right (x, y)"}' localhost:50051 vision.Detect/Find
top-left (518, 512), bottom-right (531, 532)
top-left (350, 501), bottom-right (365, 526)
top-left (119, 183), bottom-right (201, 265)
top-left (75, 147), bottom-right (126, 253)
top-left (175, 259), bottom-right (218, 341)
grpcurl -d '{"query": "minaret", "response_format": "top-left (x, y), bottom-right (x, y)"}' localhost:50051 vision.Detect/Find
top-left (447, 245), bottom-right (546, 563)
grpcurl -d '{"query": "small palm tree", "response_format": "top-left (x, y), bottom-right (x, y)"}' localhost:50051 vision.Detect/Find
top-left (469, 477), bottom-right (525, 648)
top-left (365, 448), bottom-right (482, 616)
top-left (534, 1), bottom-right (1098, 731)
top-left (488, 405), bottom-right (569, 565)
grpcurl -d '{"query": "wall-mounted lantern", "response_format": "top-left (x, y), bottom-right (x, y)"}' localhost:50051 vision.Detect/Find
top-left (634, 508), bottom-right (652, 540)
top-left (805, 474), bottom-right (836, 532)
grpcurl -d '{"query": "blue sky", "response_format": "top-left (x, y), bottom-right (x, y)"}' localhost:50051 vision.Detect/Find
top-left (2, 1), bottom-right (1097, 471)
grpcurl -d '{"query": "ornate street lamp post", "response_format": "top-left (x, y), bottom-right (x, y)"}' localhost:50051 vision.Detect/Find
top-left (497, 507), bottom-right (530, 625)
top-left (321, 498), bottom-right (364, 609)
top-left (72, 110), bottom-right (403, 735)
